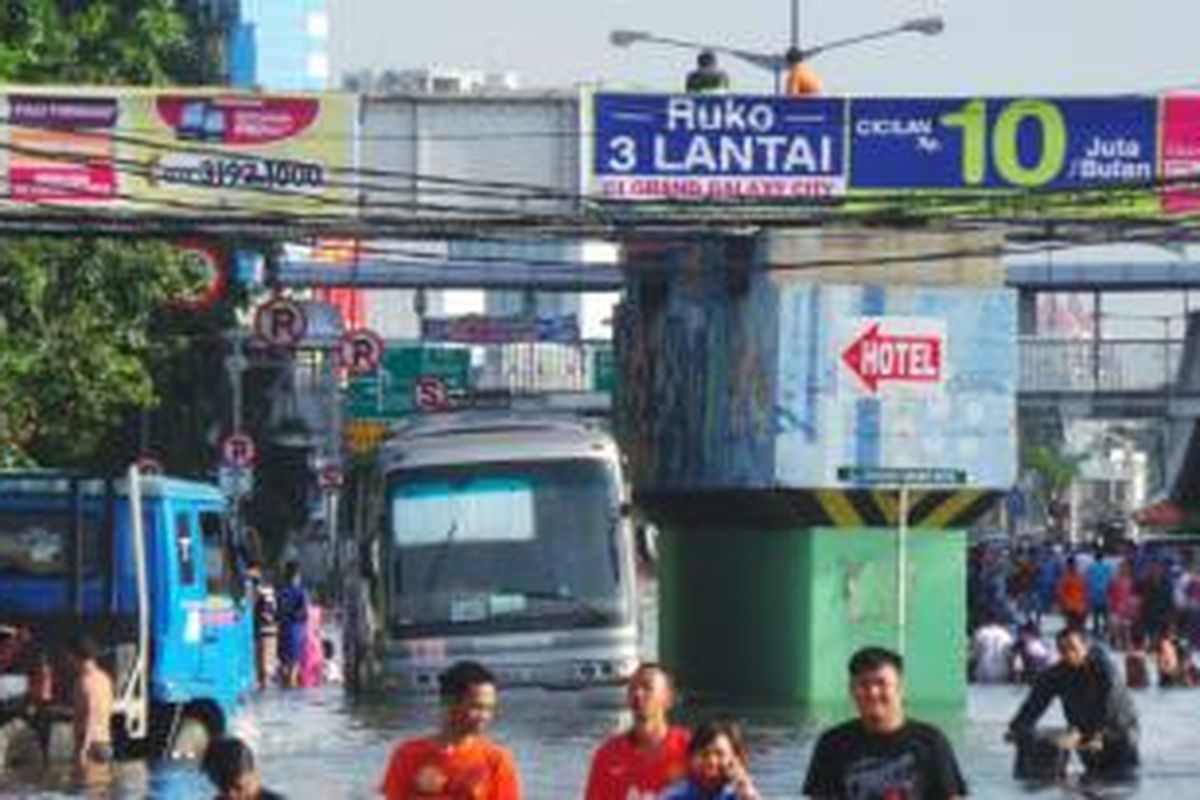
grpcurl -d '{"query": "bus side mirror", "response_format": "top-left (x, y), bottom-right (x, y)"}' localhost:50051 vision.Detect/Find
top-left (635, 522), bottom-right (660, 568)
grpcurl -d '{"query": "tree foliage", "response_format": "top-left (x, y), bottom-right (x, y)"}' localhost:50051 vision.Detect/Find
top-left (1022, 443), bottom-right (1088, 533)
top-left (0, 0), bottom-right (202, 84)
top-left (0, 1), bottom-right (218, 468)
top-left (0, 238), bottom-right (211, 465)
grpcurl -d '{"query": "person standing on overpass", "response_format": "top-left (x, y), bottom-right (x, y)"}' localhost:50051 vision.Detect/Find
top-left (685, 50), bottom-right (729, 93)
top-left (784, 47), bottom-right (823, 96)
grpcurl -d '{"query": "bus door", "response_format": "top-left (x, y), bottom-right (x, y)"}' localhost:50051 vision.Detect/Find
top-left (196, 509), bottom-right (252, 701)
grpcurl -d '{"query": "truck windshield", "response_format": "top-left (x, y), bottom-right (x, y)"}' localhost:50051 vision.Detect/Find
top-left (0, 510), bottom-right (97, 576)
top-left (386, 458), bottom-right (628, 635)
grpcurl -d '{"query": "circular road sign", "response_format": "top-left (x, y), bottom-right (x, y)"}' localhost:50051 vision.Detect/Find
top-left (337, 328), bottom-right (385, 375)
top-left (318, 464), bottom-right (344, 490)
top-left (169, 241), bottom-right (226, 311)
top-left (253, 296), bottom-right (307, 349)
top-left (220, 432), bottom-right (258, 469)
top-left (413, 375), bottom-right (449, 412)
top-left (135, 454), bottom-right (164, 475)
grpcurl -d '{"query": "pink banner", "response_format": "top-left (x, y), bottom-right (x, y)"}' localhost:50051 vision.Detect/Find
top-left (1161, 96), bottom-right (1200, 214)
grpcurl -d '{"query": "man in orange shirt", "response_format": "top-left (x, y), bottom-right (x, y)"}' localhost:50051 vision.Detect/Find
top-left (585, 662), bottom-right (691, 800)
top-left (380, 660), bottom-right (520, 800)
top-left (1057, 556), bottom-right (1089, 631)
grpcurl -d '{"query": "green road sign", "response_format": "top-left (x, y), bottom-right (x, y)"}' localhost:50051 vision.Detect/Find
top-left (837, 466), bottom-right (969, 486)
top-left (346, 345), bottom-right (470, 418)
top-left (592, 346), bottom-right (617, 394)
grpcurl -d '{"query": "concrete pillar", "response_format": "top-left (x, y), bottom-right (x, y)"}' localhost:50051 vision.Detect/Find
top-left (657, 524), bottom-right (966, 709)
top-left (616, 229), bottom-right (1016, 710)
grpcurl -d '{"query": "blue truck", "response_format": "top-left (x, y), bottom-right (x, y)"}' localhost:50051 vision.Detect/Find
top-left (0, 468), bottom-right (254, 760)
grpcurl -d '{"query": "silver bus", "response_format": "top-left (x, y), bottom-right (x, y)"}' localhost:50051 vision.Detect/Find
top-left (358, 412), bottom-right (640, 691)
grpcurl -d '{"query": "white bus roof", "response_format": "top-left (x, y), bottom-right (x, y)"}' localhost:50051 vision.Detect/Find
top-left (379, 412), bottom-right (620, 471)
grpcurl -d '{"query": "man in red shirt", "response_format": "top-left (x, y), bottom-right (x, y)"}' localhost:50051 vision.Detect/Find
top-left (380, 660), bottom-right (520, 800)
top-left (585, 663), bottom-right (691, 800)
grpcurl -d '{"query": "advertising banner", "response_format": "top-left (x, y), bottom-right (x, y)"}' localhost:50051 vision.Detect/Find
top-left (2, 93), bottom-right (121, 203)
top-left (592, 93), bottom-right (847, 201)
top-left (123, 92), bottom-right (358, 215)
top-left (1, 88), bottom-right (358, 215)
top-left (1161, 95), bottom-right (1200, 214)
top-left (421, 314), bottom-right (581, 345)
top-left (591, 92), bottom-right (1177, 217)
top-left (849, 97), bottom-right (1158, 192)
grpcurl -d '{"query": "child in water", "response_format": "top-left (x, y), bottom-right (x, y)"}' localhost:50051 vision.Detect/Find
top-left (202, 736), bottom-right (285, 800)
top-left (660, 718), bottom-right (761, 800)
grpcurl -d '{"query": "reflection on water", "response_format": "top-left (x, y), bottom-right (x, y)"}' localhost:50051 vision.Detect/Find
top-left (3, 682), bottom-right (1200, 798)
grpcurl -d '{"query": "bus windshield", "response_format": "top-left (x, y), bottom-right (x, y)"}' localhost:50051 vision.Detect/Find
top-left (386, 458), bottom-right (629, 636)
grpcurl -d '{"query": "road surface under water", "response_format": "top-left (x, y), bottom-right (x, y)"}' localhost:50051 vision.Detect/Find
top-left (3, 680), bottom-right (1200, 798)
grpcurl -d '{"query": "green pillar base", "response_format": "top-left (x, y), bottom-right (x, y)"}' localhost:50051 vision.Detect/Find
top-left (658, 526), bottom-right (966, 711)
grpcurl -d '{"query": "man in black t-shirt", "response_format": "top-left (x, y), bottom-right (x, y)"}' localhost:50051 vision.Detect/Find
top-left (803, 646), bottom-right (968, 799)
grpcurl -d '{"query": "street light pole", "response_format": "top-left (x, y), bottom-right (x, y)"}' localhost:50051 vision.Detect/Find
top-left (790, 0), bottom-right (800, 51)
top-left (610, 14), bottom-right (943, 90)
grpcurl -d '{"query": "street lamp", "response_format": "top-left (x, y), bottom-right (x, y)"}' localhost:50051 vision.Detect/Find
top-left (610, 14), bottom-right (944, 88)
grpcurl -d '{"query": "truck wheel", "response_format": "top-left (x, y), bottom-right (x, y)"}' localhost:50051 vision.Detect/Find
top-left (168, 715), bottom-right (211, 760)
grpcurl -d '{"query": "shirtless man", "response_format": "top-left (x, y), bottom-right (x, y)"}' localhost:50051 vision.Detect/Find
top-left (70, 635), bottom-right (114, 767)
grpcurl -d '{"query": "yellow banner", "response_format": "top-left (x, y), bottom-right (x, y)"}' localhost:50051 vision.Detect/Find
top-left (1, 88), bottom-right (358, 215)
top-left (124, 91), bottom-right (358, 216)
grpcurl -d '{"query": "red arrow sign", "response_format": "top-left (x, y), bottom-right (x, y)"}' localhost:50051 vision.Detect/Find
top-left (841, 322), bottom-right (943, 392)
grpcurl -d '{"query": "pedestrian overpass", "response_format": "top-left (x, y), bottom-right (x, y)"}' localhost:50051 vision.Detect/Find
top-left (1011, 255), bottom-right (1200, 420)
top-left (12, 86), bottom-right (1200, 709)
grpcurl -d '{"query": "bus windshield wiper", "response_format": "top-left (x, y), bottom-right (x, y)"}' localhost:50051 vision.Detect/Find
top-left (494, 586), bottom-right (612, 622)
top-left (422, 521), bottom-right (458, 593)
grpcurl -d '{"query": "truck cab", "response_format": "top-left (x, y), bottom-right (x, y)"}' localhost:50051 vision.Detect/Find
top-left (0, 469), bottom-right (253, 760)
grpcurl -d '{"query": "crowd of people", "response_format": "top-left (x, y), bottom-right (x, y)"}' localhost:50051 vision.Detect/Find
top-left (369, 648), bottom-right (967, 800)
top-left (199, 647), bottom-right (974, 798)
top-left (9, 534), bottom-right (1169, 797)
top-left (9, 625), bottom-right (1142, 798)
top-left (250, 558), bottom-right (367, 691)
top-left (968, 537), bottom-right (1200, 688)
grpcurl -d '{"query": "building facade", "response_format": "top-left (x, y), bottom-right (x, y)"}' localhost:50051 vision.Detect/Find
top-left (228, 0), bottom-right (330, 90)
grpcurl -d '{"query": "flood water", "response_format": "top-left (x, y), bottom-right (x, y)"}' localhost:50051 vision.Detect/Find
top-left (5, 592), bottom-right (1200, 798)
top-left (4, 680), bottom-right (1200, 798)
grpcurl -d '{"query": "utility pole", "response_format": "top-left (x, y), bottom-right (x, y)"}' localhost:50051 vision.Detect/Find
top-left (790, 0), bottom-right (800, 50)
top-left (224, 325), bottom-right (249, 534)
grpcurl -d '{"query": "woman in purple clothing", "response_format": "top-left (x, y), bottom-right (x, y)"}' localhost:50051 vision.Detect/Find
top-left (275, 560), bottom-right (308, 688)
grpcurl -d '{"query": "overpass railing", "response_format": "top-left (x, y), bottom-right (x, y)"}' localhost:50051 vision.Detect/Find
top-left (1019, 337), bottom-right (1184, 394)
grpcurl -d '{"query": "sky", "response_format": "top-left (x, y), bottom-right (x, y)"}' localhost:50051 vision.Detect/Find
top-left (326, 0), bottom-right (1200, 339)
top-left (328, 0), bottom-right (1200, 96)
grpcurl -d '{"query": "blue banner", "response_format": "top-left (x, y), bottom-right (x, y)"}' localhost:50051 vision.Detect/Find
top-left (592, 93), bottom-right (847, 200)
top-left (421, 314), bottom-right (580, 345)
top-left (849, 97), bottom-right (1159, 191)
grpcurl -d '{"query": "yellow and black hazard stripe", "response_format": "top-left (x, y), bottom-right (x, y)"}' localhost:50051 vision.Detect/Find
top-left (636, 488), bottom-right (1001, 531)
top-left (809, 488), bottom-right (1000, 530)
